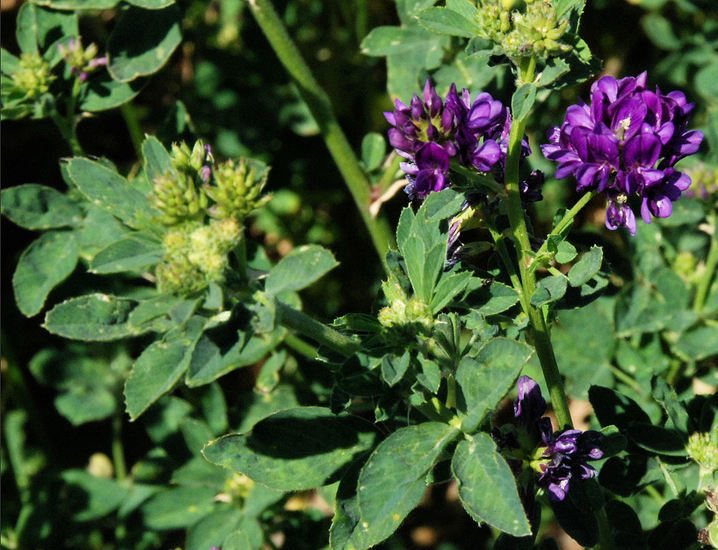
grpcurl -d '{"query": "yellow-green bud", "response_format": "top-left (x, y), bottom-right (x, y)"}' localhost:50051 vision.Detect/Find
top-left (205, 158), bottom-right (271, 221)
top-left (150, 169), bottom-right (208, 226)
top-left (13, 53), bottom-right (54, 99)
top-left (687, 432), bottom-right (718, 474)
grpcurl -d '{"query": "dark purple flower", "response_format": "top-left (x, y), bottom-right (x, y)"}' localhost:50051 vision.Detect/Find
top-left (535, 429), bottom-right (603, 501)
top-left (385, 80), bottom-right (528, 201)
top-left (495, 376), bottom-right (604, 502)
top-left (542, 73), bottom-right (703, 233)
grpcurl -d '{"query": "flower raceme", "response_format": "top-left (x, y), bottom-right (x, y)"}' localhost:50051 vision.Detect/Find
top-left (384, 80), bottom-right (535, 201)
top-left (542, 72), bottom-right (703, 234)
top-left (494, 376), bottom-right (604, 502)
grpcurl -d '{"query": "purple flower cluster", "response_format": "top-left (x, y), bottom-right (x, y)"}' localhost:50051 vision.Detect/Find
top-left (498, 376), bottom-right (604, 502)
top-left (542, 72), bottom-right (703, 234)
top-left (385, 80), bottom-right (532, 200)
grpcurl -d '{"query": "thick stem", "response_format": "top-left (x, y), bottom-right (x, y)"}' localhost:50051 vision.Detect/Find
top-left (276, 301), bottom-right (360, 357)
top-left (112, 414), bottom-right (127, 481)
top-left (245, 0), bottom-right (394, 265)
top-left (693, 213), bottom-right (718, 313)
top-left (596, 506), bottom-right (615, 550)
top-left (51, 111), bottom-right (84, 156)
top-left (503, 59), bottom-right (573, 429)
top-left (121, 102), bottom-right (144, 159)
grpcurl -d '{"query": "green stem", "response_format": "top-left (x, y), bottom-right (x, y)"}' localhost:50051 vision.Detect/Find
top-left (502, 59), bottom-right (573, 430)
top-left (283, 332), bottom-right (319, 360)
top-left (450, 161), bottom-right (507, 197)
top-left (121, 102), bottom-right (144, 159)
top-left (488, 225), bottom-right (525, 310)
top-left (245, 0), bottom-right (394, 265)
top-left (531, 190), bottom-right (598, 272)
top-left (276, 301), bottom-right (360, 357)
top-left (376, 152), bottom-right (402, 193)
top-left (51, 110), bottom-right (84, 156)
top-left (693, 213), bottom-right (718, 313)
top-left (112, 414), bottom-right (127, 481)
top-left (596, 506), bottom-right (615, 550)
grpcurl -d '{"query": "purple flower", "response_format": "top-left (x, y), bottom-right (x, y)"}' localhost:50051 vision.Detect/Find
top-left (542, 73), bottom-right (703, 233)
top-left (385, 80), bottom-right (527, 201)
top-left (535, 428), bottom-right (603, 501)
top-left (495, 376), bottom-right (604, 502)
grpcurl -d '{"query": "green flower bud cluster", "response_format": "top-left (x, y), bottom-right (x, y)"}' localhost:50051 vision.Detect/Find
top-left (205, 157), bottom-right (271, 220)
top-left (475, 0), bottom-right (570, 60)
top-left (57, 37), bottom-right (108, 81)
top-left (687, 431), bottom-right (718, 475)
top-left (155, 218), bottom-right (242, 294)
top-left (150, 140), bottom-right (271, 295)
top-left (686, 163), bottom-right (718, 203)
top-left (378, 279), bottom-right (434, 339)
top-left (12, 53), bottom-right (54, 99)
top-left (150, 141), bottom-right (211, 226)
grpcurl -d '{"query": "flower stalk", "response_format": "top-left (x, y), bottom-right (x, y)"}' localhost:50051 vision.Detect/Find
top-left (245, 0), bottom-right (394, 265)
top-left (503, 59), bottom-right (574, 430)
top-left (275, 300), bottom-right (360, 357)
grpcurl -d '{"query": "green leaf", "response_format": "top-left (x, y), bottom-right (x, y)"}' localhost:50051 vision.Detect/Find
top-left (89, 234), bottom-right (163, 274)
top-left (456, 338), bottom-right (533, 432)
top-left (511, 83), bottom-right (536, 121)
top-left (567, 246), bottom-right (603, 287)
top-left (64, 157), bottom-right (156, 228)
top-left (472, 281), bottom-right (519, 315)
top-left (32, 0), bottom-right (118, 9)
top-left (107, 5), bottom-right (182, 82)
top-left (381, 352), bottom-right (411, 387)
top-left (641, 13), bottom-right (681, 50)
top-left (185, 508), bottom-right (242, 550)
top-left (80, 73), bottom-right (146, 112)
top-left (44, 294), bottom-right (154, 341)
top-left (16, 3), bottom-right (78, 57)
top-left (536, 57), bottom-right (571, 88)
top-left (221, 531), bottom-right (254, 550)
top-left (1, 184), bottom-right (83, 230)
top-left (76, 205), bottom-right (131, 260)
top-left (555, 241), bottom-right (577, 263)
top-left (140, 485), bottom-right (216, 530)
top-left (126, 0), bottom-right (175, 8)
top-left (124, 316), bottom-right (206, 420)
top-left (452, 433), bottom-right (531, 535)
top-left (185, 329), bottom-right (284, 387)
top-left (361, 26), bottom-right (437, 56)
top-left (675, 324), bottom-right (718, 361)
top-left (265, 244), bottom-right (338, 295)
top-left (348, 423), bottom-right (459, 549)
top-left (417, 358), bottom-right (441, 393)
top-left (417, 6), bottom-right (477, 38)
top-left (626, 424), bottom-right (687, 457)
top-left (203, 407), bottom-right (377, 491)
top-left (61, 470), bottom-right (129, 522)
top-left (446, 0), bottom-right (478, 19)
top-left (431, 271), bottom-right (474, 313)
top-left (553, 0), bottom-right (586, 20)
top-left (142, 135), bottom-right (174, 182)
top-left (1, 48), bottom-right (21, 75)
top-left (589, 386), bottom-right (651, 430)
top-left (56, 387), bottom-right (116, 425)
top-left (553, 301), bottom-right (614, 397)
top-left (360, 132), bottom-right (386, 172)
top-left (422, 187), bottom-right (464, 221)
top-left (530, 275), bottom-right (568, 307)
top-left (13, 231), bottom-right (78, 316)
